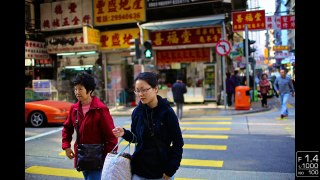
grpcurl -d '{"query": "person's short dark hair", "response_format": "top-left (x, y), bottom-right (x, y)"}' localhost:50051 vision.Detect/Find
top-left (226, 72), bottom-right (231, 77)
top-left (176, 74), bottom-right (183, 81)
top-left (72, 71), bottom-right (96, 95)
top-left (234, 70), bottom-right (238, 75)
top-left (134, 72), bottom-right (158, 88)
top-left (261, 73), bottom-right (268, 78)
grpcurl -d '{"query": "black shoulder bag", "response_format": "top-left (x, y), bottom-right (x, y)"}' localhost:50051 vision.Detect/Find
top-left (76, 110), bottom-right (105, 172)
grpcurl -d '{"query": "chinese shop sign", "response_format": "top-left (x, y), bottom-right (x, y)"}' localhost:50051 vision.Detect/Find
top-left (46, 33), bottom-right (98, 54)
top-left (25, 40), bottom-right (49, 59)
top-left (35, 59), bottom-right (53, 68)
top-left (156, 48), bottom-right (210, 65)
top-left (151, 27), bottom-right (222, 47)
top-left (100, 28), bottom-right (140, 50)
top-left (266, 15), bottom-right (295, 30)
top-left (94, 0), bottom-right (146, 26)
top-left (280, 15), bottom-right (295, 29)
top-left (273, 46), bottom-right (289, 51)
top-left (147, 0), bottom-right (215, 9)
top-left (40, 0), bottom-right (93, 31)
top-left (275, 52), bottom-right (292, 59)
top-left (232, 10), bottom-right (266, 31)
top-left (83, 26), bottom-right (101, 46)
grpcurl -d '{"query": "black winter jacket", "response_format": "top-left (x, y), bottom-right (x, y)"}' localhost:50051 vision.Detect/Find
top-left (172, 82), bottom-right (187, 103)
top-left (122, 95), bottom-right (184, 178)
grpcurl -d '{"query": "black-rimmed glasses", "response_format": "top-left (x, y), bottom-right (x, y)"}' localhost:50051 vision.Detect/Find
top-left (134, 87), bottom-right (152, 95)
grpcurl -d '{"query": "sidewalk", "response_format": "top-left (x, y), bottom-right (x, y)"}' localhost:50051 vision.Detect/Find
top-left (108, 97), bottom-right (280, 117)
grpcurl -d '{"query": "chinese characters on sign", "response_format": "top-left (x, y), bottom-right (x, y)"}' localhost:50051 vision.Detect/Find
top-left (232, 10), bottom-right (266, 31)
top-left (46, 33), bottom-right (98, 54)
top-left (99, 28), bottom-right (140, 50)
top-left (94, 0), bottom-right (146, 26)
top-left (151, 27), bottom-right (222, 47)
top-left (147, 0), bottom-right (215, 9)
top-left (274, 52), bottom-right (291, 59)
top-left (266, 15), bottom-right (295, 30)
top-left (156, 48), bottom-right (210, 65)
top-left (273, 46), bottom-right (289, 51)
top-left (41, 0), bottom-right (93, 31)
top-left (35, 59), bottom-right (53, 68)
top-left (25, 41), bottom-right (49, 59)
top-left (280, 15), bottom-right (295, 29)
top-left (83, 26), bottom-right (101, 46)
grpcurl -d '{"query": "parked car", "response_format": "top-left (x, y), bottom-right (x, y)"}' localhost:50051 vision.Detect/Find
top-left (25, 88), bottom-right (73, 127)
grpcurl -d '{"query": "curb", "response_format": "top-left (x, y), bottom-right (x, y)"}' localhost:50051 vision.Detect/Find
top-left (109, 106), bottom-right (273, 117)
top-left (218, 106), bottom-right (273, 116)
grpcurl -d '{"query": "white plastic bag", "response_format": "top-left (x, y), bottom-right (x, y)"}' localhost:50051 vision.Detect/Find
top-left (101, 138), bottom-right (133, 180)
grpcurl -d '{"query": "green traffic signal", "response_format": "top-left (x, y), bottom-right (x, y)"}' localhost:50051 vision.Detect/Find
top-left (143, 40), bottom-right (153, 58)
top-left (145, 49), bottom-right (152, 58)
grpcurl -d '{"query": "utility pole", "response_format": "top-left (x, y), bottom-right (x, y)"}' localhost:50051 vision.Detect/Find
top-left (222, 21), bottom-right (227, 109)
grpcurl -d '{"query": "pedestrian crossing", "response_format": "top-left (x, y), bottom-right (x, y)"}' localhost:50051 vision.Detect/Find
top-left (25, 166), bottom-right (205, 180)
top-left (26, 116), bottom-right (233, 179)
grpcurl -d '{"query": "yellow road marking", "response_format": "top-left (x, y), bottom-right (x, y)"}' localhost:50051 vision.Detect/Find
top-left (287, 104), bottom-right (294, 108)
top-left (26, 166), bottom-right (207, 179)
top-left (180, 122), bottom-right (232, 125)
top-left (181, 127), bottom-right (231, 131)
top-left (119, 142), bottom-right (227, 150)
top-left (181, 159), bottom-right (223, 168)
top-left (59, 151), bottom-right (65, 156)
top-left (123, 125), bottom-right (130, 129)
top-left (174, 178), bottom-right (206, 180)
top-left (276, 117), bottom-right (288, 120)
top-left (183, 144), bottom-right (227, 150)
top-left (183, 134), bottom-right (228, 139)
top-left (182, 117), bottom-right (232, 120)
top-left (25, 166), bottom-right (83, 178)
top-left (59, 142), bottom-right (227, 156)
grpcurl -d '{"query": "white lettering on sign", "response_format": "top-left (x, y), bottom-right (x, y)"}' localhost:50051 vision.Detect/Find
top-left (25, 40), bottom-right (49, 59)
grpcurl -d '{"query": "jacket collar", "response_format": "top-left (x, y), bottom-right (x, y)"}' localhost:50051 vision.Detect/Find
top-left (73, 96), bottom-right (104, 111)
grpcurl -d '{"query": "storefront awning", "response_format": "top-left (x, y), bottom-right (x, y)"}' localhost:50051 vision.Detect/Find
top-left (140, 14), bottom-right (225, 30)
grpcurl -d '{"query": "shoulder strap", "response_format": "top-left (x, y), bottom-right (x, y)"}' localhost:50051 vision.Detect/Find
top-left (75, 110), bottom-right (79, 143)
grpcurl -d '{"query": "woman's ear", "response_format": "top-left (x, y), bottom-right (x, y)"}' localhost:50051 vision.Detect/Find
top-left (155, 86), bottom-right (159, 93)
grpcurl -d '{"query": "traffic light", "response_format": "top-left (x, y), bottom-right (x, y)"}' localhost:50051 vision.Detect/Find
top-left (243, 39), bottom-right (256, 57)
top-left (129, 38), bottom-right (141, 60)
top-left (143, 40), bottom-right (152, 59)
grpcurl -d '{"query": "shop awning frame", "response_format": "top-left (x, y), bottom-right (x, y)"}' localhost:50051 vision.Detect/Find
top-left (140, 14), bottom-right (225, 31)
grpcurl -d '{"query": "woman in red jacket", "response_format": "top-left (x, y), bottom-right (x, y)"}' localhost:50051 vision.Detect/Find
top-left (62, 71), bottom-right (117, 180)
top-left (259, 73), bottom-right (271, 108)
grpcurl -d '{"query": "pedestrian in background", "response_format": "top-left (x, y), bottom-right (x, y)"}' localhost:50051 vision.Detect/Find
top-left (259, 73), bottom-right (271, 108)
top-left (231, 70), bottom-right (241, 103)
top-left (112, 72), bottom-right (184, 180)
top-left (231, 70), bottom-right (241, 87)
top-left (226, 72), bottom-right (235, 107)
top-left (62, 71), bottom-right (118, 180)
top-left (172, 75), bottom-right (187, 120)
top-left (274, 69), bottom-right (295, 119)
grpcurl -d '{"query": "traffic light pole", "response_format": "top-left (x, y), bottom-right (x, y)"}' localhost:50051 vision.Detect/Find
top-left (244, 25), bottom-right (250, 87)
top-left (137, 22), bottom-right (145, 72)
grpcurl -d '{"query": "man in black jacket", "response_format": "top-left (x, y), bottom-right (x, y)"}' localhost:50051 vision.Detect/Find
top-left (172, 76), bottom-right (187, 120)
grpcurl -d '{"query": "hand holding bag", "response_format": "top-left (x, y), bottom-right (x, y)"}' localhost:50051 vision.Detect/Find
top-left (75, 111), bottom-right (104, 172)
top-left (101, 134), bottom-right (136, 180)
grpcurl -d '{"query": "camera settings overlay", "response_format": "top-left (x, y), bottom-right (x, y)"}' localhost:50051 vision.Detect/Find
top-left (296, 151), bottom-right (319, 177)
